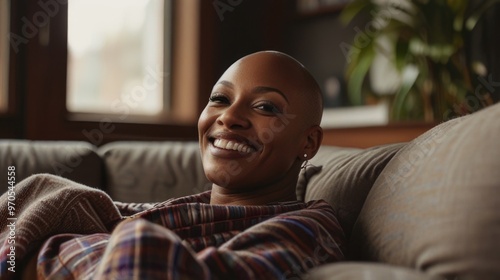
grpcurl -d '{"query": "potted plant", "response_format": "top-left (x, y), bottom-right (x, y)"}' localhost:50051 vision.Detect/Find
top-left (341, 0), bottom-right (498, 121)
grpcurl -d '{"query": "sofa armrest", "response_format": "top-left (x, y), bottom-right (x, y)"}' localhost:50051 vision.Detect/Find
top-left (307, 262), bottom-right (443, 280)
top-left (350, 103), bottom-right (500, 278)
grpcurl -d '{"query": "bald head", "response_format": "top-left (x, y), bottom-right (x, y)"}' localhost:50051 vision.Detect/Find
top-left (225, 51), bottom-right (324, 127)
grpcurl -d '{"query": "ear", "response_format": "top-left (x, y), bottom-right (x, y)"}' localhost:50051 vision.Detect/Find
top-left (300, 125), bottom-right (323, 160)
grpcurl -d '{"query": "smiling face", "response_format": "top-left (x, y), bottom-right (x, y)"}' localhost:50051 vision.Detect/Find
top-left (198, 51), bottom-right (323, 196)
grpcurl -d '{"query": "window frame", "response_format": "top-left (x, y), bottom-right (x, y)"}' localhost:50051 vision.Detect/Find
top-left (1, 0), bottom-right (219, 143)
top-left (0, 0), bottom-right (24, 138)
top-left (0, 0), bottom-right (9, 114)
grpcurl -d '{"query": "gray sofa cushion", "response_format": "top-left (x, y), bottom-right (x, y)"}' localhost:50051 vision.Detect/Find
top-left (307, 262), bottom-right (443, 280)
top-left (0, 140), bottom-right (103, 192)
top-left (98, 141), bottom-right (210, 203)
top-left (303, 143), bottom-right (404, 238)
top-left (350, 103), bottom-right (500, 279)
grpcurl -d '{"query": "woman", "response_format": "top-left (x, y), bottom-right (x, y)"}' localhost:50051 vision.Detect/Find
top-left (200, 50), bottom-right (324, 206)
top-left (1, 51), bottom-right (344, 279)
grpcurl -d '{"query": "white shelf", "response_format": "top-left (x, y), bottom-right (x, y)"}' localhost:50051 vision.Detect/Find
top-left (321, 102), bottom-right (389, 128)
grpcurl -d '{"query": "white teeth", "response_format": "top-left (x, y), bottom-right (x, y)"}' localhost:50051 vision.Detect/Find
top-left (212, 138), bottom-right (254, 153)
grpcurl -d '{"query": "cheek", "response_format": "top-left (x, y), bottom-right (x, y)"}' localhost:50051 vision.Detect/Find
top-left (198, 108), bottom-right (213, 160)
top-left (261, 118), bottom-right (302, 147)
top-left (258, 121), bottom-right (303, 161)
top-left (198, 107), bottom-right (212, 137)
top-left (254, 118), bottom-right (284, 142)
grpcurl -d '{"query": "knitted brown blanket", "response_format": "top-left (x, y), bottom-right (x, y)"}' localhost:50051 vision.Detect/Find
top-left (0, 174), bottom-right (122, 277)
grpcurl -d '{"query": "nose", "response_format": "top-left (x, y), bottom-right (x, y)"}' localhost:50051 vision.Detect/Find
top-left (216, 102), bottom-right (251, 129)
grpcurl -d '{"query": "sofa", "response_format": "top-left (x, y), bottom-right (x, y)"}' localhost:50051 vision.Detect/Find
top-left (1, 102), bottom-right (499, 279)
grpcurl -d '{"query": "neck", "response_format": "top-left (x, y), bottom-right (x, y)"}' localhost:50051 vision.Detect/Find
top-left (210, 182), bottom-right (298, 206)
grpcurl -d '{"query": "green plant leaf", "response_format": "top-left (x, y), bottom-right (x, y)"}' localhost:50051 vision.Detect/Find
top-left (449, 0), bottom-right (468, 32)
top-left (392, 65), bottom-right (419, 119)
top-left (340, 0), bottom-right (373, 25)
top-left (346, 46), bottom-right (376, 105)
top-left (384, 3), bottom-right (419, 29)
top-left (395, 38), bottom-right (409, 71)
top-left (466, 0), bottom-right (500, 30)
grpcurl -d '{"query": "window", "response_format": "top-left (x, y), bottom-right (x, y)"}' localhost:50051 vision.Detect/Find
top-left (66, 0), bottom-right (171, 118)
top-left (0, 0), bottom-right (9, 113)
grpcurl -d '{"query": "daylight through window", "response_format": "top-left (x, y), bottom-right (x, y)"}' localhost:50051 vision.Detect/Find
top-left (66, 0), bottom-right (170, 117)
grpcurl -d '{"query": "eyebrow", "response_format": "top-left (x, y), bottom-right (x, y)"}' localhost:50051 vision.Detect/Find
top-left (216, 80), bottom-right (289, 103)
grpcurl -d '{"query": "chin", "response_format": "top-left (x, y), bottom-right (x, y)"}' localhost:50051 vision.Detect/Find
top-left (205, 166), bottom-right (242, 188)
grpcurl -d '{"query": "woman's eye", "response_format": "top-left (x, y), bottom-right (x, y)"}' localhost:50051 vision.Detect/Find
top-left (255, 102), bottom-right (281, 114)
top-left (209, 94), bottom-right (229, 104)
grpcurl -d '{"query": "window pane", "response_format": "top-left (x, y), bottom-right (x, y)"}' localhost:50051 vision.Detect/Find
top-left (67, 0), bottom-right (169, 116)
top-left (0, 0), bottom-right (9, 113)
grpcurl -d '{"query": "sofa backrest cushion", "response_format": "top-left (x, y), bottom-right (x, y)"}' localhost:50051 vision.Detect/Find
top-left (350, 103), bottom-right (500, 278)
top-left (302, 143), bottom-right (405, 238)
top-left (0, 140), bottom-right (103, 193)
top-left (98, 141), bottom-right (210, 203)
